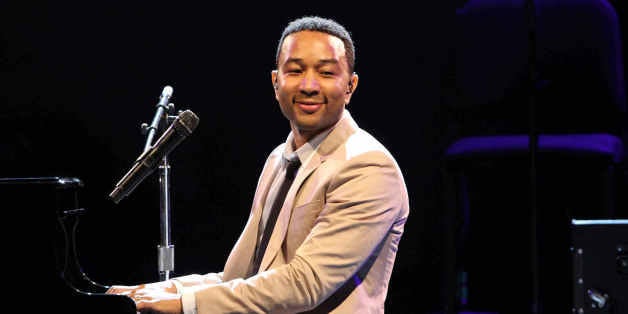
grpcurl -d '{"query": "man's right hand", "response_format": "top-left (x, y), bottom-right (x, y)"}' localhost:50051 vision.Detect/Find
top-left (106, 280), bottom-right (179, 296)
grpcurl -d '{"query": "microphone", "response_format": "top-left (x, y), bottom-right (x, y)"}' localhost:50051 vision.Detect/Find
top-left (109, 109), bottom-right (200, 204)
top-left (159, 86), bottom-right (174, 106)
top-left (144, 86), bottom-right (174, 151)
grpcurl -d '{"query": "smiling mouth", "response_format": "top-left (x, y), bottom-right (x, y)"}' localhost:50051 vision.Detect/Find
top-left (296, 102), bottom-right (323, 113)
top-left (293, 95), bottom-right (326, 113)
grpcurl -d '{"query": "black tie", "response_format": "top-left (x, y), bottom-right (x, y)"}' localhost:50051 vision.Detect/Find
top-left (249, 157), bottom-right (301, 276)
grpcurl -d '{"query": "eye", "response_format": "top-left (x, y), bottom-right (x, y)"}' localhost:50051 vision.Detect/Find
top-left (285, 68), bottom-right (302, 74)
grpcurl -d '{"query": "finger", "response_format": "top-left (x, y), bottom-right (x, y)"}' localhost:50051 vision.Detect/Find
top-left (131, 292), bottom-right (155, 303)
top-left (107, 288), bottom-right (125, 295)
top-left (114, 289), bottom-right (135, 296)
top-left (135, 299), bottom-right (145, 311)
top-left (107, 285), bottom-right (142, 295)
top-left (135, 299), bottom-right (153, 313)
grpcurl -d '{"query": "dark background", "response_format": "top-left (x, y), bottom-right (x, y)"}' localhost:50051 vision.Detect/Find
top-left (1, 1), bottom-right (626, 313)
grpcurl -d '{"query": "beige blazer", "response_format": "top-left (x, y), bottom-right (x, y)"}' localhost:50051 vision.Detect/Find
top-left (175, 110), bottom-right (409, 313)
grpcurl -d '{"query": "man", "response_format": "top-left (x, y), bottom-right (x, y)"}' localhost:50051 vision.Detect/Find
top-left (107, 16), bottom-right (410, 314)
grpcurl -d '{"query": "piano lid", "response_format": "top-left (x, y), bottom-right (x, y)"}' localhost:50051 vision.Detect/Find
top-left (0, 176), bottom-right (83, 187)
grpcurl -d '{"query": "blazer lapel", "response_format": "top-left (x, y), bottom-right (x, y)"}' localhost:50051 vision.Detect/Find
top-left (259, 153), bottom-right (321, 271)
top-left (259, 110), bottom-right (359, 271)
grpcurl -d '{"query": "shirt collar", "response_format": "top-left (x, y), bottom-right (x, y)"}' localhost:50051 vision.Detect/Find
top-left (282, 110), bottom-right (347, 164)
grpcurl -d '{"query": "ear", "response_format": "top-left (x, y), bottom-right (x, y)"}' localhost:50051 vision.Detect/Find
top-left (344, 72), bottom-right (359, 104)
top-left (271, 70), bottom-right (278, 89)
top-left (271, 70), bottom-right (279, 101)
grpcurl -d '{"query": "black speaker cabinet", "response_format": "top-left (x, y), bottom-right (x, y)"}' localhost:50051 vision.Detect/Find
top-left (571, 219), bottom-right (628, 314)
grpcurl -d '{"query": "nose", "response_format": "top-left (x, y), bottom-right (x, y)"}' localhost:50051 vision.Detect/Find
top-left (299, 72), bottom-right (320, 96)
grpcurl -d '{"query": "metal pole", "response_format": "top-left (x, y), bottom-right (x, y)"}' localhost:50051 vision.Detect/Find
top-left (525, 0), bottom-right (540, 312)
top-left (157, 155), bottom-right (174, 281)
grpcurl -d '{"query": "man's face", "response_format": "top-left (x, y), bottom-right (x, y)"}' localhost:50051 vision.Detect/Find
top-left (273, 31), bottom-right (356, 141)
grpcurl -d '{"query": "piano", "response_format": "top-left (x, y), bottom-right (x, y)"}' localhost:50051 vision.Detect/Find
top-left (0, 176), bottom-right (136, 313)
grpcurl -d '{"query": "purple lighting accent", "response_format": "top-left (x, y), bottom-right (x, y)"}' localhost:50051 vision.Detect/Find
top-left (352, 274), bottom-right (362, 286)
top-left (430, 311), bottom-right (499, 314)
top-left (445, 134), bottom-right (624, 163)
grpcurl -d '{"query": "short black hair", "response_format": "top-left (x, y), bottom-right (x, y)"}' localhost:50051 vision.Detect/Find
top-left (276, 16), bottom-right (355, 73)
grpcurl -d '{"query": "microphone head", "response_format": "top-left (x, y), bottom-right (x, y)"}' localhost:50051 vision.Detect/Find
top-left (161, 85), bottom-right (174, 98)
top-left (176, 110), bottom-right (200, 134)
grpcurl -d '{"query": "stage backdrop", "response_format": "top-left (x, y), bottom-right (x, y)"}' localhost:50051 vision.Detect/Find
top-left (2, 1), bottom-right (626, 313)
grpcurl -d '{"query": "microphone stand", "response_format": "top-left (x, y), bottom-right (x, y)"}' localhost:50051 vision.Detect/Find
top-left (141, 86), bottom-right (176, 281)
top-left (157, 155), bottom-right (174, 281)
